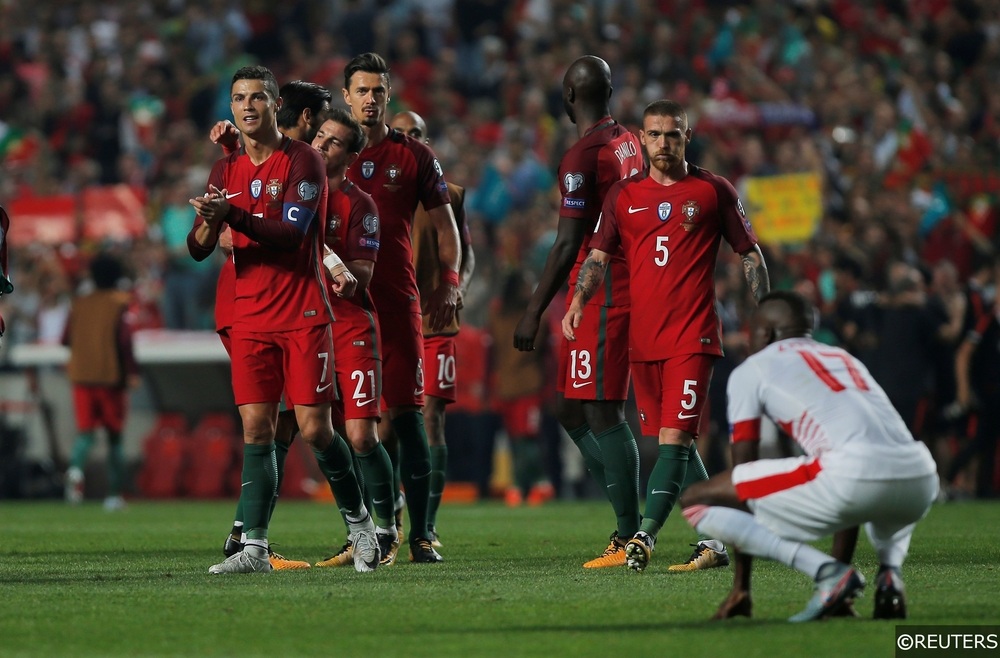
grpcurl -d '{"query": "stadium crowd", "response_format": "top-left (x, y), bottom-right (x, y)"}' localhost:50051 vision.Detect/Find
top-left (0, 0), bottom-right (998, 499)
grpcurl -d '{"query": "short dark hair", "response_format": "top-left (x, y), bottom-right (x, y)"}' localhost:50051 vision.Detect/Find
top-left (276, 80), bottom-right (332, 130)
top-left (643, 99), bottom-right (688, 129)
top-left (231, 65), bottom-right (280, 102)
top-left (343, 52), bottom-right (390, 91)
top-left (317, 107), bottom-right (367, 153)
top-left (759, 290), bottom-right (814, 334)
top-left (90, 253), bottom-right (123, 290)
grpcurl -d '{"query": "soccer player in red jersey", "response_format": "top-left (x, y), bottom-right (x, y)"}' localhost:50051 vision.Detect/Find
top-left (389, 110), bottom-right (475, 548)
top-left (205, 81), bottom-right (370, 572)
top-left (563, 99), bottom-right (770, 572)
top-left (513, 56), bottom-right (646, 568)
top-left (341, 52), bottom-right (460, 563)
top-left (308, 108), bottom-right (403, 567)
top-left (188, 66), bottom-right (375, 574)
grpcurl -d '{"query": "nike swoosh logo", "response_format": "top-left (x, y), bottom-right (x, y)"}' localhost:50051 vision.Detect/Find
top-left (438, 383), bottom-right (455, 389)
top-left (628, 206), bottom-right (648, 214)
top-left (316, 382), bottom-right (332, 393)
top-left (571, 381), bottom-right (593, 388)
top-left (225, 191), bottom-right (243, 199)
top-left (241, 481), bottom-right (252, 488)
top-left (412, 471), bottom-right (432, 480)
top-left (677, 412), bottom-right (698, 419)
top-left (373, 498), bottom-right (389, 505)
top-left (413, 388), bottom-right (424, 396)
top-left (651, 489), bottom-right (677, 495)
top-left (356, 398), bottom-right (377, 406)
top-left (606, 483), bottom-right (617, 489)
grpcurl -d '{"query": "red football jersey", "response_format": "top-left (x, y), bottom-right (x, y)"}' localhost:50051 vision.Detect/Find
top-left (345, 128), bottom-right (451, 314)
top-left (592, 166), bottom-right (758, 361)
top-left (559, 118), bottom-right (644, 308)
top-left (327, 177), bottom-right (380, 318)
top-left (215, 255), bottom-right (235, 332)
top-left (207, 137), bottom-right (332, 331)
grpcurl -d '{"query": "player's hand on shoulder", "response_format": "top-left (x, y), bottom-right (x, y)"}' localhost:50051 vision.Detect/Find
top-left (210, 120), bottom-right (240, 152)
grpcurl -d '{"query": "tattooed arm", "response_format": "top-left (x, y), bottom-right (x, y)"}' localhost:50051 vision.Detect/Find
top-left (740, 245), bottom-right (770, 304)
top-left (561, 249), bottom-right (611, 341)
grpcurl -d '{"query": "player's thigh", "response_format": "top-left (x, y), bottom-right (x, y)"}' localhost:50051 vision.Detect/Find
top-left (95, 386), bottom-right (128, 433)
top-left (423, 334), bottom-right (457, 402)
top-left (230, 330), bottom-right (285, 405)
top-left (280, 325), bottom-right (337, 407)
top-left (499, 395), bottom-right (543, 438)
top-left (335, 345), bottom-right (382, 421)
top-left (631, 361), bottom-right (663, 437)
top-left (72, 385), bottom-right (100, 432)
top-left (563, 304), bottom-right (630, 401)
top-left (380, 311), bottom-right (425, 408)
top-left (846, 474), bottom-right (938, 536)
top-left (657, 353), bottom-right (715, 436)
top-left (736, 457), bottom-right (846, 542)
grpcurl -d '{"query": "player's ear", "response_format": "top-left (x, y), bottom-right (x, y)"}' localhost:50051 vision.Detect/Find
top-left (342, 87), bottom-right (351, 106)
top-left (346, 152), bottom-right (360, 167)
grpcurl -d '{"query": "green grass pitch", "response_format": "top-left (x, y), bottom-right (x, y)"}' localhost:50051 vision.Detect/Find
top-left (1, 499), bottom-right (996, 657)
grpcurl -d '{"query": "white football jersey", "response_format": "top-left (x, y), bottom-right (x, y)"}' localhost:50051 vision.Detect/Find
top-left (727, 336), bottom-right (937, 479)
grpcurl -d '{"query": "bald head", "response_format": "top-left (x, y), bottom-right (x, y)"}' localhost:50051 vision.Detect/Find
top-left (390, 110), bottom-right (428, 142)
top-left (752, 291), bottom-right (814, 351)
top-left (563, 55), bottom-right (612, 124)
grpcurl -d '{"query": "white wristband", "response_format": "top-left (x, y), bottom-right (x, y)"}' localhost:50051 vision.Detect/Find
top-left (323, 250), bottom-right (348, 277)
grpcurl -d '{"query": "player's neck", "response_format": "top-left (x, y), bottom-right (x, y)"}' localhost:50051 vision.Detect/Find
top-left (363, 123), bottom-right (390, 149)
top-left (650, 161), bottom-right (688, 186)
top-left (328, 170), bottom-right (348, 187)
top-left (242, 127), bottom-right (284, 165)
top-left (576, 109), bottom-right (612, 137)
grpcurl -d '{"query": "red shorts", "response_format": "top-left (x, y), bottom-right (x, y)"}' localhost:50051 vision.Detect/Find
top-left (73, 385), bottom-right (128, 433)
top-left (497, 394), bottom-right (542, 438)
top-left (558, 301), bottom-right (630, 401)
top-left (631, 353), bottom-right (716, 437)
top-left (230, 325), bottom-right (336, 407)
top-left (217, 327), bottom-right (232, 357)
top-left (379, 311), bottom-right (425, 408)
top-left (423, 334), bottom-right (457, 403)
top-left (333, 311), bottom-right (383, 423)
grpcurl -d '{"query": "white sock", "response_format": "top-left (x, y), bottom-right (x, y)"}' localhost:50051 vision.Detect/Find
top-left (240, 532), bottom-right (248, 543)
top-left (699, 539), bottom-right (725, 552)
top-left (244, 539), bottom-right (268, 557)
top-left (695, 506), bottom-right (832, 579)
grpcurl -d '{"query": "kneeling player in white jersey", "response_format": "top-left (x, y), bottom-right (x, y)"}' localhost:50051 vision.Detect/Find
top-left (680, 291), bottom-right (938, 622)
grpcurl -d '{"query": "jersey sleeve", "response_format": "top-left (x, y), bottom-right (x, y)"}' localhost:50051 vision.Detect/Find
top-left (588, 181), bottom-right (623, 254)
top-left (558, 147), bottom-right (594, 220)
top-left (714, 175), bottom-right (758, 254)
top-left (187, 159), bottom-right (227, 261)
top-left (726, 359), bottom-right (765, 444)
top-left (343, 187), bottom-right (380, 263)
top-left (413, 140), bottom-right (451, 212)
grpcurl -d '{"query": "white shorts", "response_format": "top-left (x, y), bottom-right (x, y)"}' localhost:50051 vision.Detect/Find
top-left (732, 455), bottom-right (938, 543)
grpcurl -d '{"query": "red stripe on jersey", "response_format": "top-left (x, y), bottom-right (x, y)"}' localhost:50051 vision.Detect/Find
top-left (734, 458), bottom-right (822, 501)
top-left (730, 418), bottom-right (761, 443)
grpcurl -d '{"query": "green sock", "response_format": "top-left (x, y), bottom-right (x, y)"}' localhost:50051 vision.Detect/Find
top-left (106, 433), bottom-right (124, 496)
top-left (242, 443), bottom-right (277, 540)
top-left (567, 424), bottom-right (608, 494)
top-left (356, 443), bottom-right (396, 528)
top-left (391, 411), bottom-right (432, 543)
top-left (639, 444), bottom-right (689, 537)
top-left (427, 444), bottom-right (448, 530)
top-left (594, 422), bottom-right (641, 537)
top-left (268, 440), bottom-right (289, 522)
top-left (681, 444), bottom-right (713, 541)
top-left (511, 439), bottom-right (543, 493)
top-left (233, 498), bottom-right (244, 526)
top-left (313, 432), bottom-right (365, 518)
top-left (69, 432), bottom-right (95, 471)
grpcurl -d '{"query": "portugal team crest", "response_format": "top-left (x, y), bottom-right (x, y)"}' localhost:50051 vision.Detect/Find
top-left (658, 201), bottom-right (672, 221)
top-left (328, 215), bottom-right (342, 233)
top-left (386, 164), bottom-right (401, 182)
top-left (361, 161), bottom-right (375, 179)
top-left (266, 179), bottom-right (282, 199)
top-left (251, 179), bottom-right (262, 198)
top-left (681, 200), bottom-right (701, 231)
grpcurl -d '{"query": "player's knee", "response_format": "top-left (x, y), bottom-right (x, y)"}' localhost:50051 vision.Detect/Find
top-left (349, 432), bottom-right (378, 454)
